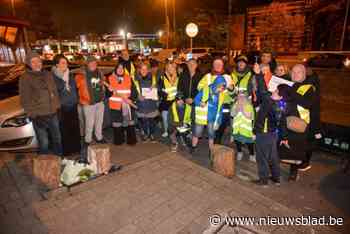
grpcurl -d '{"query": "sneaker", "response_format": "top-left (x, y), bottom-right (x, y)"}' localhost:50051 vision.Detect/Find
top-left (249, 154), bottom-right (256, 163)
top-left (141, 135), bottom-right (149, 142)
top-left (270, 177), bottom-right (281, 186)
top-left (236, 152), bottom-right (243, 161)
top-left (254, 179), bottom-right (269, 187)
top-left (162, 132), bottom-right (169, 138)
top-left (170, 143), bottom-right (178, 152)
top-left (298, 162), bottom-right (312, 172)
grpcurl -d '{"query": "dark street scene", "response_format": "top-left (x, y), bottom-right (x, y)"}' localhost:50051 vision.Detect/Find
top-left (0, 0), bottom-right (349, 233)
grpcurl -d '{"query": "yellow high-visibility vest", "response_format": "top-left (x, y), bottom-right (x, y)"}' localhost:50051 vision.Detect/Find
top-left (296, 84), bottom-right (315, 124)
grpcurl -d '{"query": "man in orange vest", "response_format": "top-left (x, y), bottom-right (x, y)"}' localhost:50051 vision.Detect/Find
top-left (107, 63), bottom-right (138, 145)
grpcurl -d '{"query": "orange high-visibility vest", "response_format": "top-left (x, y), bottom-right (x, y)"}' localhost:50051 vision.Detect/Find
top-left (108, 74), bottom-right (132, 110)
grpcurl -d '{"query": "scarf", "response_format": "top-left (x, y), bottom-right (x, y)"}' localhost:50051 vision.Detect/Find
top-left (53, 66), bottom-right (71, 91)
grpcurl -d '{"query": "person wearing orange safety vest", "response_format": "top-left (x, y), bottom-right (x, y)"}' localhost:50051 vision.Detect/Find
top-left (107, 63), bottom-right (138, 145)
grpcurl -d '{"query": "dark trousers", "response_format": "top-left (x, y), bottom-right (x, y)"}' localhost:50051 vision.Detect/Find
top-left (32, 114), bottom-right (63, 156)
top-left (255, 133), bottom-right (280, 180)
top-left (59, 106), bottom-right (81, 156)
top-left (139, 118), bottom-right (156, 137)
top-left (214, 110), bottom-right (231, 144)
top-left (235, 141), bottom-right (255, 155)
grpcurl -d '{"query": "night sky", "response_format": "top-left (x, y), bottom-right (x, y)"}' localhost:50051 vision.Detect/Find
top-left (49, 0), bottom-right (230, 36)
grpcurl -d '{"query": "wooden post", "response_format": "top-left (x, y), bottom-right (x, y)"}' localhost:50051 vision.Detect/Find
top-left (211, 144), bottom-right (235, 178)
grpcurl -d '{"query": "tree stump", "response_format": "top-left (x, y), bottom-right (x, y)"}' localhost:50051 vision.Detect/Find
top-left (211, 144), bottom-right (235, 178)
top-left (32, 155), bottom-right (61, 189)
top-left (88, 144), bottom-right (111, 175)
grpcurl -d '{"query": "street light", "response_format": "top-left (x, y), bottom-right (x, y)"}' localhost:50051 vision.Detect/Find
top-left (119, 29), bottom-right (128, 50)
top-left (185, 23), bottom-right (199, 52)
top-left (158, 30), bottom-right (163, 38)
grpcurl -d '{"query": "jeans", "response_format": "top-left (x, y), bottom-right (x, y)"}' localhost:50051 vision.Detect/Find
top-left (255, 133), bottom-right (280, 180)
top-left (193, 123), bottom-right (215, 140)
top-left (161, 110), bottom-right (169, 133)
top-left (32, 114), bottom-right (63, 156)
top-left (140, 118), bottom-right (156, 137)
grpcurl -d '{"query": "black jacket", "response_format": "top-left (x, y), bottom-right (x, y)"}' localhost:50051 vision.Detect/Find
top-left (178, 69), bottom-right (202, 100)
top-left (53, 72), bottom-right (78, 109)
top-left (254, 98), bottom-right (288, 140)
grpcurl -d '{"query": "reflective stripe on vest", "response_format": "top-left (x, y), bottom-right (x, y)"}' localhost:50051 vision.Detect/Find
top-left (108, 75), bottom-right (132, 110)
top-left (163, 76), bottom-right (178, 101)
top-left (232, 106), bottom-right (254, 139)
top-left (183, 104), bottom-right (192, 125)
top-left (195, 87), bottom-right (224, 125)
top-left (171, 102), bottom-right (180, 123)
top-left (296, 84), bottom-right (314, 124)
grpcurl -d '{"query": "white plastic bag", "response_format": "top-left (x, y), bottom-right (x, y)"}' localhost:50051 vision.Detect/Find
top-left (60, 160), bottom-right (95, 186)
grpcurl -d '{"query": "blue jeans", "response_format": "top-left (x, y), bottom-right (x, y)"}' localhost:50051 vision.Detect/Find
top-left (32, 114), bottom-right (63, 156)
top-left (255, 132), bottom-right (280, 180)
top-left (193, 123), bottom-right (215, 140)
top-left (140, 118), bottom-right (156, 137)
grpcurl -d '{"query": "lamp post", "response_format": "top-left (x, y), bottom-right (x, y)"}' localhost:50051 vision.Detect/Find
top-left (164, 0), bottom-right (170, 48)
top-left (11, 0), bottom-right (16, 16)
top-left (185, 23), bottom-right (198, 53)
top-left (120, 29), bottom-right (129, 50)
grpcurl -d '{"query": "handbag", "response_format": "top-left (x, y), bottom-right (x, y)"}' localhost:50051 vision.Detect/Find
top-left (286, 116), bottom-right (307, 133)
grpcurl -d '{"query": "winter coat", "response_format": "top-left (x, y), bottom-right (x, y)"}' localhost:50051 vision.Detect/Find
top-left (74, 68), bottom-right (105, 105)
top-left (52, 71), bottom-right (78, 109)
top-left (19, 69), bottom-right (60, 118)
top-left (178, 69), bottom-right (202, 100)
top-left (253, 97), bottom-right (288, 140)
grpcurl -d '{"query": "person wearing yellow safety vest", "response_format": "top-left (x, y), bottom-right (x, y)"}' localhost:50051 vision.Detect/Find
top-left (191, 76), bottom-right (227, 156)
top-left (134, 63), bottom-right (159, 142)
top-left (287, 64), bottom-right (318, 180)
top-left (159, 62), bottom-right (179, 142)
top-left (197, 58), bottom-right (234, 144)
top-left (229, 55), bottom-right (256, 161)
top-left (231, 93), bottom-right (256, 162)
top-left (178, 59), bottom-right (202, 126)
top-left (119, 49), bottom-right (136, 79)
top-left (107, 63), bottom-right (138, 145)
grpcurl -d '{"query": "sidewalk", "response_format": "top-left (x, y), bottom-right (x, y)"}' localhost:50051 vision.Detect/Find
top-left (0, 142), bottom-right (342, 234)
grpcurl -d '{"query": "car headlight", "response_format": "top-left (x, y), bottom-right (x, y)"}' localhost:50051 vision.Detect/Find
top-left (2, 114), bottom-right (30, 128)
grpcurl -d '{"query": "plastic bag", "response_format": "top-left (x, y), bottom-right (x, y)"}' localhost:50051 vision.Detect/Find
top-left (60, 159), bottom-right (95, 186)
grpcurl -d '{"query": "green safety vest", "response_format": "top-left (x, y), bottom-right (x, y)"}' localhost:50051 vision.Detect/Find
top-left (195, 87), bottom-right (225, 126)
top-left (296, 84), bottom-right (315, 124)
top-left (232, 103), bottom-right (254, 139)
top-left (162, 76), bottom-right (178, 101)
top-left (133, 75), bottom-right (157, 95)
top-left (231, 71), bottom-right (252, 94)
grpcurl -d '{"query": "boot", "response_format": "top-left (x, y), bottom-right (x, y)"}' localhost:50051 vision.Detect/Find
top-left (113, 127), bottom-right (125, 145)
top-left (126, 126), bottom-right (137, 145)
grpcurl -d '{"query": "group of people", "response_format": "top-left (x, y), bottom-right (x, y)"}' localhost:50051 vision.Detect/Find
top-left (19, 48), bottom-right (321, 186)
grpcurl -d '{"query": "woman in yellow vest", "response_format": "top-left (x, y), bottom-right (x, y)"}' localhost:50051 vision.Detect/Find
top-left (191, 76), bottom-right (227, 155)
top-left (159, 61), bottom-right (179, 139)
top-left (230, 55), bottom-right (256, 162)
top-left (107, 63), bottom-right (138, 145)
top-left (231, 93), bottom-right (256, 162)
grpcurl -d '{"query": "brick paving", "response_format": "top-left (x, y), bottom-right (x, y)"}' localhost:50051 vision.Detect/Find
top-left (0, 142), bottom-right (342, 234)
